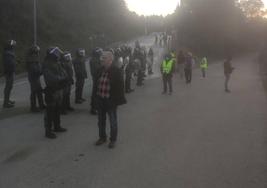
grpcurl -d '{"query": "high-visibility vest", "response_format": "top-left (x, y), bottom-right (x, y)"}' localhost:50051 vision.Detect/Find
top-left (200, 57), bottom-right (208, 69)
top-left (162, 59), bottom-right (174, 74)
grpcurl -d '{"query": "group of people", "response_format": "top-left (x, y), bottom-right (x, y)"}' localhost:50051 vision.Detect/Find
top-left (2, 37), bottom-right (234, 148)
top-left (1, 39), bottom-right (157, 148)
top-left (160, 49), bottom-right (234, 95)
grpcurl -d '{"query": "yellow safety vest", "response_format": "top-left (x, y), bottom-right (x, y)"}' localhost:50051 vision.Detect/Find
top-left (200, 57), bottom-right (208, 69)
top-left (162, 60), bottom-right (174, 74)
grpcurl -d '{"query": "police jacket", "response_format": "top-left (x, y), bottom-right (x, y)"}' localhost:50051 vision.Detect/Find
top-left (73, 57), bottom-right (87, 79)
top-left (43, 57), bottom-right (68, 92)
top-left (90, 57), bottom-right (101, 79)
top-left (61, 60), bottom-right (74, 85)
top-left (3, 49), bottom-right (16, 74)
top-left (93, 65), bottom-right (127, 106)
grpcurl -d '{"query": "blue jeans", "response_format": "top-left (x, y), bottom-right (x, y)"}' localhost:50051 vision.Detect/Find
top-left (97, 98), bottom-right (118, 142)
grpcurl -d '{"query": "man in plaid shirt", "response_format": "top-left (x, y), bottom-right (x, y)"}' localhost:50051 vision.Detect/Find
top-left (93, 51), bottom-right (126, 149)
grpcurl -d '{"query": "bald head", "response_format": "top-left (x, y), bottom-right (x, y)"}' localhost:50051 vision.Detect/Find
top-left (100, 51), bottom-right (114, 69)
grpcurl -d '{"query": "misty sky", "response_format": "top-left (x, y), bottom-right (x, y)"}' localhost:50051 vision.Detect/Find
top-left (125, 0), bottom-right (267, 16)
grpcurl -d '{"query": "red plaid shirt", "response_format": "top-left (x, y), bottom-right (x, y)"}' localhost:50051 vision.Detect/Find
top-left (97, 71), bottom-right (110, 98)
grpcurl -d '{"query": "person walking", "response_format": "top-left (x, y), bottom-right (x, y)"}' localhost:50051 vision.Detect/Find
top-left (177, 50), bottom-right (185, 79)
top-left (93, 51), bottom-right (126, 149)
top-left (224, 56), bottom-right (234, 93)
top-left (161, 53), bottom-right (175, 95)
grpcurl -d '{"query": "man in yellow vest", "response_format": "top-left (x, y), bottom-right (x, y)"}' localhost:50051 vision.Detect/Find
top-left (200, 57), bottom-right (208, 78)
top-left (161, 53), bottom-right (175, 95)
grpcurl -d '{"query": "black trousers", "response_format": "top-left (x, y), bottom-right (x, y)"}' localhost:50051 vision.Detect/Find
top-left (61, 85), bottom-right (71, 111)
top-left (75, 77), bottom-right (85, 100)
top-left (97, 98), bottom-right (118, 142)
top-left (184, 69), bottom-right (192, 83)
top-left (125, 72), bottom-right (132, 91)
top-left (136, 70), bottom-right (143, 86)
top-left (162, 74), bottom-right (172, 93)
top-left (29, 79), bottom-right (44, 109)
top-left (4, 73), bottom-right (14, 104)
top-left (91, 80), bottom-right (97, 111)
top-left (44, 91), bottom-right (62, 132)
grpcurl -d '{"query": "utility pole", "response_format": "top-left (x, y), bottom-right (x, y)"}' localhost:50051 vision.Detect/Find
top-left (33, 0), bottom-right (37, 45)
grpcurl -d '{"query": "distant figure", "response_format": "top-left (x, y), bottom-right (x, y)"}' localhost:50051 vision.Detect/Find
top-left (93, 51), bottom-right (127, 149)
top-left (224, 56), bottom-right (234, 93)
top-left (161, 54), bottom-right (175, 95)
top-left (184, 52), bottom-right (194, 84)
top-left (2, 40), bottom-right (16, 108)
top-left (155, 35), bottom-right (158, 45)
top-left (60, 52), bottom-right (75, 114)
top-left (200, 57), bottom-right (208, 78)
top-left (73, 48), bottom-right (87, 104)
top-left (26, 45), bottom-right (45, 112)
top-left (177, 50), bottom-right (185, 79)
top-left (147, 47), bottom-right (154, 75)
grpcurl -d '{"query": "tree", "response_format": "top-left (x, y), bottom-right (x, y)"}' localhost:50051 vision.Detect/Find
top-left (239, 0), bottom-right (265, 18)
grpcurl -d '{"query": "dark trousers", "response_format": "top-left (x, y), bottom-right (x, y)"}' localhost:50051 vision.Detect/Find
top-left (4, 73), bottom-right (14, 104)
top-left (44, 91), bottom-right (62, 132)
top-left (62, 85), bottom-right (71, 110)
top-left (29, 79), bottom-right (44, 109)
top-left (201, 68), bottom-right (206, 78)
top-left (162, 74), bottom-right (172, 93)
top-left (136, 70), bottom-right (143, 86)
top-left (97, 98), bottom-right (118, 142)
top-left (75, 77), bottom-right (85, 100)
top-left (125, 73), bottom-right (132, 91)
top-left (184, 69), bottom-right (192, 83)
top-left (91, 80), bottom-right (97, 111)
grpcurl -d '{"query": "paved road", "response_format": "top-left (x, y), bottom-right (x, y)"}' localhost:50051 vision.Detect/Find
top-left (0, 40), bottom-right (267, 187)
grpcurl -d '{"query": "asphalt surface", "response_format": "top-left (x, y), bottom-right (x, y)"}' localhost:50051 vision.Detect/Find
top-left (0, 36), bottom-right (267, 187)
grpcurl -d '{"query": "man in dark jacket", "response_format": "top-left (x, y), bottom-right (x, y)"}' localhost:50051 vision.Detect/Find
top-left (90, 47), bottom-right (103, 115)
top-left (2, 40), bottom-right (16, 108)
top-left (43, 47), bottom-right (68, 139)
top-left (26, 45), bottom-right (45, 112)
top-left (73, 48), bottom-right (87, 104)
top-left (93, 51), bottom-right (126, 149)
top-left (60, 52), bottom-right (75, 114)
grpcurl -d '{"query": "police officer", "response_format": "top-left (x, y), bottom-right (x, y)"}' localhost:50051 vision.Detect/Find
top-left (73, 48), bottom-right (87, 104)
top-left (148, 47), bottom-right (154, 75)
top-left (161, 53), bottom-right (175, 95)
top-left (133, 47), bottom-right (144, 86)
top-left (90, 47), bottom-right (103, 115)
top-left (60, 52), bottom-right (75, 114)
top-left (2, 40), bottom-right (16, 108)
top-left (26, 45), bottom-right (45, 112)
top-left (200, 56), bottom-right (208, 78)
top-left (43, 47), bottom-right (68, 139)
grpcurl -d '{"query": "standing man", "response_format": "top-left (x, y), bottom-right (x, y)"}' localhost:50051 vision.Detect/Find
top-left (224, 56), bottom-right (234, 93)
top-left (184, 52), bottom-right (194, 84)
top-left (26, 45), bottom-right (45, 112)
top-left (147, 47), bottom-right (154, 75)
top-left (90, 47), bottom-right (103, 115)
top-left (93, 51), bottom-right (126, 149)
top-left (2, 40), bottom-right (16, 108)
top-left (43, 47), bottom-right (68, 139)
top-left (73, 48), bottom-right (87, 104)
top-left (200, 56), bottom-right (208, 78)
top-left (161, 54), bottom-right (175, 95)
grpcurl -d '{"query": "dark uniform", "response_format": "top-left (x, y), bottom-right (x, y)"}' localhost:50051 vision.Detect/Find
top-left (148, 47), bottom-right (154, 75)
top-left (2, 40), bottom-right (16, 108)
top-left (61, 52), bottom-right (74, 114)
top-left (90, 48), bottom-right (103, 115)
top-left (26, 45), bottom-right (45, 112)
top-left (43, 47), bottom-right (68, 139)
top-left (73, 49), bottom-right (87, 104)
top-left (125, 47), bottom-right (134, 93)
top-left (133, 47), bottom-right (145, 86)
